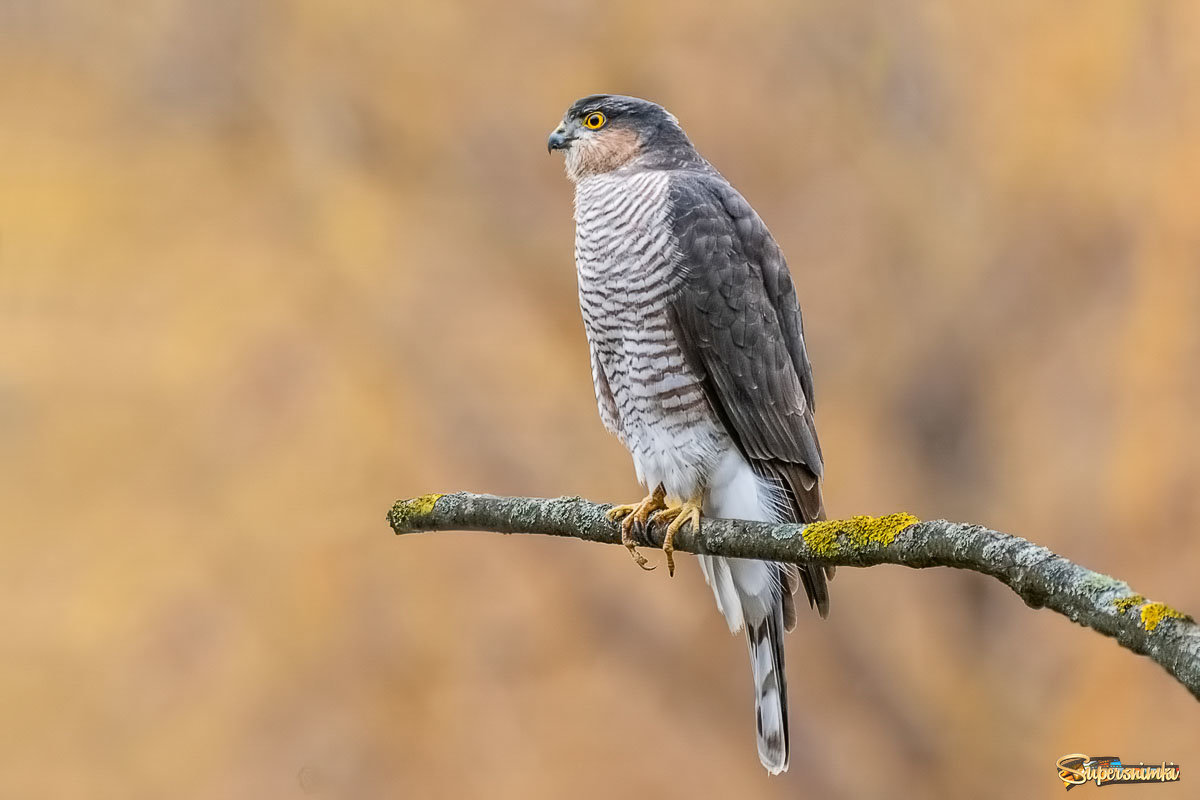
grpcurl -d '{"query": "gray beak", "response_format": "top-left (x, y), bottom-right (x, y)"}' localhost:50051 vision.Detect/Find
top-left (547, 127), bottom-right (573, 153)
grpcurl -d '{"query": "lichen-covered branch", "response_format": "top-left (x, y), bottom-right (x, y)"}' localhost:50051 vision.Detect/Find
top-left (388, 491), bottom-right (1200, 700)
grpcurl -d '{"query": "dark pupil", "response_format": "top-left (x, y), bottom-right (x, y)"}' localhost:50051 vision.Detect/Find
top-left (589, 115), bottom-right (600, 125)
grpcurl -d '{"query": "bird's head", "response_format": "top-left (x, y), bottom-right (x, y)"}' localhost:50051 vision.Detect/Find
top-left (548, 94), bottom-right (692, 181)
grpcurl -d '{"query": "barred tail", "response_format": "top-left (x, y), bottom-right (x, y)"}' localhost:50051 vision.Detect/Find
top-left (745, 603), bottom-right (789, 774)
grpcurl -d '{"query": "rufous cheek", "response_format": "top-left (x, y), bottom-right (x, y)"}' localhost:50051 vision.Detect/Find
top-left (567, 128), bottom-right (642, 180)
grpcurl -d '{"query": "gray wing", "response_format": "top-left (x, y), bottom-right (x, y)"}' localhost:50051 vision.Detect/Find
top-left (668, 170), bottom-right (830, 619)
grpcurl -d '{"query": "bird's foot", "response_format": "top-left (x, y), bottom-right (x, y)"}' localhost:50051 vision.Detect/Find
top-left (606, 485), bottom-right (667, 571)
top-left (650, 498), bottom-right (702, 577)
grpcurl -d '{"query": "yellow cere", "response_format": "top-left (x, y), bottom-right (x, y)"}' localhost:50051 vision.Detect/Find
top-left (801, 512), bottom-right (920, 557)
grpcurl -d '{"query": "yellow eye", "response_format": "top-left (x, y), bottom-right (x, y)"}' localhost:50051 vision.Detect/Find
top-left (583, 111), bottom-right (606, 130)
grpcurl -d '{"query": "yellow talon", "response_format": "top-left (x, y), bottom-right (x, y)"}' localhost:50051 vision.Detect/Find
top-left (606, 485), bottom-right (667, 571)
top-left (651, 498), bottom-right (702, 577)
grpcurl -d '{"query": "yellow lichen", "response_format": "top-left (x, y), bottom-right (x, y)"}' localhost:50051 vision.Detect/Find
top-left (1113, 594), bottom-right (1145, 616)
top-left (389, 493), bottom-right (443, 526)
top-left (801, 512), bottom-right (920, 556)
top-left (1139, 602), bottom-right (1189, 632)
top-left (1111, 595), bottom-right (1191, 632)
top-left (802, 524), bottom-right (842, 557)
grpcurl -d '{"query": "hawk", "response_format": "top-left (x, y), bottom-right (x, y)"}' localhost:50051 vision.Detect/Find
top-left (549, 95), bottom-right (831, 775)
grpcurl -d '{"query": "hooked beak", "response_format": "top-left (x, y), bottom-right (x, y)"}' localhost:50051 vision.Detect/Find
top-left (547, 126), bottom-right (573, 153)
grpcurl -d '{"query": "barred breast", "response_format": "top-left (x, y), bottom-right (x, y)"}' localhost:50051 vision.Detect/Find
top-left (574, 168), bottom-right (730, 500)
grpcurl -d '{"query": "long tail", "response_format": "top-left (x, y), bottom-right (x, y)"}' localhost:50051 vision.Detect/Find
top-left (746, 597), bottom-right (789, 774)
top-left (699, 554), bottom-right (794, 775)
top-left (701, 450), bottom-right (829, 775)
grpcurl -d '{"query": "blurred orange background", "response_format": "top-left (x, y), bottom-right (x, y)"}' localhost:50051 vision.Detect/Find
top-left (2, 1), bottom-right (1198, 797)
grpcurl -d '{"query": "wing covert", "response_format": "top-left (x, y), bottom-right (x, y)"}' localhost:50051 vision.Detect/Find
top-left (668, 172), bottom-right (824, 484)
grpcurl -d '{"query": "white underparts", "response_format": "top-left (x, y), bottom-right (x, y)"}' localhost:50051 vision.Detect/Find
top-left (575, 169), bottom-right (724, 501)
top-left (700, 449), bottom-right (786, 632)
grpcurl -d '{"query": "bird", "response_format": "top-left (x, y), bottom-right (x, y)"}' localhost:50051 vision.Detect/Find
top-left (548, 94), bottom-right (831, 775)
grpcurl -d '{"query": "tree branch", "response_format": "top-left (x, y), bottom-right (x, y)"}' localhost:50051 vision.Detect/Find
top-left (387, 491), bottom-right (1200, 700)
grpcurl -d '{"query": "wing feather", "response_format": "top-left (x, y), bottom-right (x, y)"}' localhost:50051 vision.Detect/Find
top-left (669, 171), bottom-right (830, 617)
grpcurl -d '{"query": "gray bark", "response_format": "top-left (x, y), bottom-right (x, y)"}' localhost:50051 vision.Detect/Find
top-left (388, 491), bottom-right (1200, 700)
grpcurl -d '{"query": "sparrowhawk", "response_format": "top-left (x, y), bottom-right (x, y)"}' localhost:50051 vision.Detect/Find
top-left (548, 94), bottom-right (830, 775)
